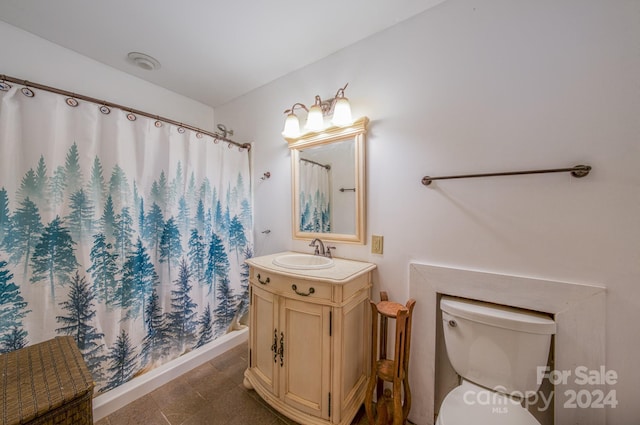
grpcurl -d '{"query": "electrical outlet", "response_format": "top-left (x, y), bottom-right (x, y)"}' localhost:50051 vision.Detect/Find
top-left (372, 235), bottom-right (384, 254)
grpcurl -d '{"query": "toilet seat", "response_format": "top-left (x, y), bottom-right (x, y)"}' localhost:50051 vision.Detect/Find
top-left (436, 380), bottom-right (541, 425)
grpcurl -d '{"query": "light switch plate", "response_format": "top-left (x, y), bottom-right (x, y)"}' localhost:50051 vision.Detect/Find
top-left (372, 235), bottom-right (384, 254)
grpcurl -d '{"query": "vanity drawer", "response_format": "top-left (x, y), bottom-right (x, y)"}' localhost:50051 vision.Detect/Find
top-left (251, 269), bottom-right (332, 302)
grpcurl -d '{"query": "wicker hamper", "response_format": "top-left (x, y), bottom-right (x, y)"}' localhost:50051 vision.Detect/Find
top-left (0, 336), bottom-right (95, 425)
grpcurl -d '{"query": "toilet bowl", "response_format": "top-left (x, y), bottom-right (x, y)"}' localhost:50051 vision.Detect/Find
top-left (437, 296), bottom-right (556, 425)
top-left (436, 380), bottom-right (540, 425)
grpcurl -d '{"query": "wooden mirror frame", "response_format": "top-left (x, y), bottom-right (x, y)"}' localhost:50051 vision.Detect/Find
top-left (286, 116), bottom-right (368, 244)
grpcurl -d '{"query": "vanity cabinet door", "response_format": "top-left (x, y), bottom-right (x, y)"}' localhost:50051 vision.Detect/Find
top-left (249, 285), bottom-right (278, 396)
top-left (279, 297), bottom-right (331, 420)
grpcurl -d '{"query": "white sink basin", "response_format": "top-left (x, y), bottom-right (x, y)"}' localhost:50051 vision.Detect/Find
top-left (273, 253), bottom-right (334, 270)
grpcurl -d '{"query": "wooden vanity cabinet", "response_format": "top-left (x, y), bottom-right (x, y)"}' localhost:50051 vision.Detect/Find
top-left (244, 253), bottom-right (376, 425)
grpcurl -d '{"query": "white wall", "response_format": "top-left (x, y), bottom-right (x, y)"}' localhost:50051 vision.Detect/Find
top-left (0, 21), bottom-right (214, 130)
top-left (215, 0), bottom-right (640, 423)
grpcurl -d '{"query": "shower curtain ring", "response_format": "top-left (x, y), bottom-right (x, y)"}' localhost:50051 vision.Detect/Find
top-left (65, 95), bottom-right (79, 107)
top-left (21, 85), bottom-right (35, 97)
top-left (0, 76), bottom-right (11, 91)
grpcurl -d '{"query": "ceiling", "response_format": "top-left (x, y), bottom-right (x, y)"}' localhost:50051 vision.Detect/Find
top-left (0, 0), bottom-right (445, 108)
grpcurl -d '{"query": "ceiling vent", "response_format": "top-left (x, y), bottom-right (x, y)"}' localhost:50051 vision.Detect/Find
top-left (127, 52), bottom-right (161, 71)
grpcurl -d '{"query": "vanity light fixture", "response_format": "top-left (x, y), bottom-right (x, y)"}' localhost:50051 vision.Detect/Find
top-left (282, 103), bottom-right (307, 138)
top-left (282, 83), bottom-right (353, 138)
top-left (305, 96), bottom-right (325, 132)
top-left (331, 89), bottom-right (353, 127)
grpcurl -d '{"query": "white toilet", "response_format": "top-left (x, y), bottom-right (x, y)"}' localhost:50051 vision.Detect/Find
top-left (437, 296), bottom-right (556, 425)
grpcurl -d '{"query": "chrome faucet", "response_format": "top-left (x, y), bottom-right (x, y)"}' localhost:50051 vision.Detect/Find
top-left (309, 238), bottom-right (335, 258)
top-left (309, 238), bottom-right (325, 256)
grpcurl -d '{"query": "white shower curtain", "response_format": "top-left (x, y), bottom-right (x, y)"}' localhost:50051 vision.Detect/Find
top-left (0, 83), bottom-right (252, 393)
top-left (299, 160), bottom-right (331, 232)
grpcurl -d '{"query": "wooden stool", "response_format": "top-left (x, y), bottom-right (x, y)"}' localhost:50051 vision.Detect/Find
top-left (365, 292), bottom-right (416, 425)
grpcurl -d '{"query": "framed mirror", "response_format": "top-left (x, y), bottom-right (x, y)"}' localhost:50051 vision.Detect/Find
top-left (286, 117), bottom-right (368, 244)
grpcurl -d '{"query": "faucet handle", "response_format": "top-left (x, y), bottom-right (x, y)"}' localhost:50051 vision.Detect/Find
top-left (326, 246), bottom-right (336, 258)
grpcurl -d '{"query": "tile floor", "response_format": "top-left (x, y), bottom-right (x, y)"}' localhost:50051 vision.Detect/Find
top-left (96, 342), bottom-right (369, 425)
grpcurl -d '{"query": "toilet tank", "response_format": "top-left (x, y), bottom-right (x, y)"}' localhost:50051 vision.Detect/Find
top-left (440, 296), bottom-right (556, 398)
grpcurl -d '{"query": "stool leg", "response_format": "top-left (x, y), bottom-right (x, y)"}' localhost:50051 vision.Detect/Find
top-left (393, 377), bottom-right (403, 425)
top-left (394, 309), bottom-right (408, 425)
top-left (402, 378), bottom-right (411, 423)
top-left (378, 314), bottom-right (388, 401)
top-left (378, 291), bottom-right (390, 403)
top-left (402, 299), bottom-right (416, 422)
top-left (365, 301), bottom-right (378, 425)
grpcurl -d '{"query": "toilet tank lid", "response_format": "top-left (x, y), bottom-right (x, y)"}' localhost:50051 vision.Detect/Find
top-left (441, 296), bottom-right (556, 335)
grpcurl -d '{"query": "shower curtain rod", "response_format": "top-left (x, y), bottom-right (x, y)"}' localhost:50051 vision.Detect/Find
top-left (300, 158), bottom-right (331, 169)
top-left (0, 74), bottom-right (251, 151)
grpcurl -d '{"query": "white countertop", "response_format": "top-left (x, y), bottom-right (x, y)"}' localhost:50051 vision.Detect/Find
top-left (245, 251), bottom-right (377, 284)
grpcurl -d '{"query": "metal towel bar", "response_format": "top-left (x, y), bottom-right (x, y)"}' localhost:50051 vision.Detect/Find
top-left (421, 164), bottom-right (591, 186)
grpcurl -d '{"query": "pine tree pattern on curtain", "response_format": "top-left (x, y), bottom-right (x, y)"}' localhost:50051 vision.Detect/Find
top-left (0, 84), bottom-right (253, 393)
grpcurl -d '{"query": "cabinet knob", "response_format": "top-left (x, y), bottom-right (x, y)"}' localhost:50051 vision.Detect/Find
top-left (257, 273), bottom-right (270, 285)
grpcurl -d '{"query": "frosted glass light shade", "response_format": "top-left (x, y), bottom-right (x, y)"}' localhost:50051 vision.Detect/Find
top-left (331, 97), bottom-right (352, 127)
top-left (282, 113), bottom-right (301, 138)
top-left (305, 105), bottom-right (325, 132)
